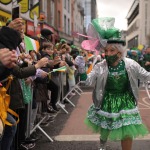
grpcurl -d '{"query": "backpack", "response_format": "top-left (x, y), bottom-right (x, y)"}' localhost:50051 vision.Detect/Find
top-left (0, 76), bottom-right (19, 139)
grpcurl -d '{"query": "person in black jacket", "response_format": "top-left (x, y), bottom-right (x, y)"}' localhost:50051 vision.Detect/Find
top-left (0, 26), bottom-right (22, 80)
top-left (37, 42), bottom-right (63, 112)
top-left (0, 25), bottom-right (22, 150)
top-left (0, 19), bottom-right (48, 150)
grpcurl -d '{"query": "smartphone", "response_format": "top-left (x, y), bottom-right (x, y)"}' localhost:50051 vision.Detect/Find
top-left (12, 4), bottom-right (20, 20)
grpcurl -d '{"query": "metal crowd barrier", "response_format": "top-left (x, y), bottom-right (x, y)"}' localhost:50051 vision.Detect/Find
top-left (30, 115), bottom-right (53, 142)
top-left (57, 72), bottom-right (83, 114)
top-left (145, 81), bottom-right (150, 99)
top-left (26, 69), bottom-right (83, 142)
top-left (27, 85), bottom-right (54, 142)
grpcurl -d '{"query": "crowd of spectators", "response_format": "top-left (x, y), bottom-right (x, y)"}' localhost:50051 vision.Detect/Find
top-left (0, 18), bottom-right (93, 150)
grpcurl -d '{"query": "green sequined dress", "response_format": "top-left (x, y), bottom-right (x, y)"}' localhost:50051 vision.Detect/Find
top-left (85, 60), bottom-right (149, 141)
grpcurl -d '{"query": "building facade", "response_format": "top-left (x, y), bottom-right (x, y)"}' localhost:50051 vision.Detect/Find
top-left (126, 0), bottom-right (150, 48)
top-left (82, 0), bottom-right (97, 31)
top-left (0, 0), bottom-right (41, 37)
top-left (71, 0), bottom-right (84, 46)
top-left (0, 0), bottom-right (98, 46)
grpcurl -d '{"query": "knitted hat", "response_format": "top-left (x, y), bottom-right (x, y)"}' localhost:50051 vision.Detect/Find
top-left (60, 39), bottom-right (67, 44)
top-left (0, 26), bottom-right (22, 50)
top-left (41, 28), bottom-right (53, 37)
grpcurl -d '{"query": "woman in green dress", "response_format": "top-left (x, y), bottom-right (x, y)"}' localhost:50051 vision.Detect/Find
top-left (84, 18), bottom-right (149, 150)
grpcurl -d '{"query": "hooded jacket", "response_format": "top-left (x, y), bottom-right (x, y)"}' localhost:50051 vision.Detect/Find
top-left (0, 26), bottom-right (22, 80)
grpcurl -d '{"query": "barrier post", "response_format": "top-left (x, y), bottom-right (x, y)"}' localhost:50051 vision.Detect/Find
top-left (26, 85), bottom-right (33, 138)
top-left (56, 72), bottom-right (69, 114)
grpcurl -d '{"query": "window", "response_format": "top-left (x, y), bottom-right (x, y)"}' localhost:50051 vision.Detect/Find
top-left (64, 15), bottom-right (66, 33)
top-left (29, 0), bottom-right (34, 9)
top-left (64, 0), bottom-right (66, 9)
top-left (50, 1), bottom-right (55, 26)
top-left (128, 36), bottom-right (138, 48)
top-left (145, 3), bottom-right (148, 36)
top-left (72, 22), bottom-right (73, 32)
top-left (58, 11), bottom-right (61, 28)
top-left (41, 0), bottom-right (46, 12)
top-left (68, 0), bottom-right (70, 12)
top-left (68, 18), bottom-right (70, 35)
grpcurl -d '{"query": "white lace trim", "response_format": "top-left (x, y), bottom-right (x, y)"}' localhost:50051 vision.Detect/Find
top-left (96, 107), bottom-right (139, 118)
top-left (88, 116), bottom-right (142, 130)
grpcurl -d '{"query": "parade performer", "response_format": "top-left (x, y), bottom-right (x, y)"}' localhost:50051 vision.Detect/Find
top-left (84, 17), bottom-right (149, 150)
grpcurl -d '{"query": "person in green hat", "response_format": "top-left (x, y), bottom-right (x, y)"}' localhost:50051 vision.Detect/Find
top-left (127, 48), bottom-right (141, 63)
top-left (141, 47), bottom-right (150, 71)
top-left (84, 17), bottom-right (149, 150)
top-left (60, 38), bottom-right (67, 44)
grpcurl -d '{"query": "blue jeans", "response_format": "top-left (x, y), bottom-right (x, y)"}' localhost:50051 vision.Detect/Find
top-left (0, 113), bottom-right (17, 150)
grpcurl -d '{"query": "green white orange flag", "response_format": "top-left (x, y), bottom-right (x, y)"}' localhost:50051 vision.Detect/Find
top-left (49, 66), bottom-right (66, 74)
top-left (24, 36), bottom-right (40, 52)
top-left (52, 66), bottom-right (67, 73)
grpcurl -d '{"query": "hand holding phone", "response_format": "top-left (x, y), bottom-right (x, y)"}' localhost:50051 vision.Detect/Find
top-left (12, 4), bottom-right (20, 20)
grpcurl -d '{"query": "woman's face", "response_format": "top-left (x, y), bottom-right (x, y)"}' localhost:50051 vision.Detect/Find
top-left (105, 45), bottom-right (120, 56)
top-left (80, 50), bottom-right (86, 57)
top-left (146, 48), bottom-right (150, 54)
top-left (30, 51), bottom-right (37, 61)
top-left (44, 47), bottom-right (54, 55)
top-left (104, 44), bottom-right (122, 65)
top-left (61, 48), bottom-right (66, 54)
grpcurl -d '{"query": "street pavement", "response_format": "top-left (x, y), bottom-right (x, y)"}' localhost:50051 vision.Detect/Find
top-left (33, 85), bottom-right (150, 150)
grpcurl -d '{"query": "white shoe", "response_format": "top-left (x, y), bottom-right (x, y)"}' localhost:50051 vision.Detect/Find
top-left (99, 145), bottom-right (106, 150)
top-left (99, 147), bottom-right (106, 150)
top-left (69, 92), bottom-right (76, 96)
top-left (57, 102), bottom-right (65, 108)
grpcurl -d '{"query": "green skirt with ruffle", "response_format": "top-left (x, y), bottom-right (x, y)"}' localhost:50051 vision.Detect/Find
top-left (85, 91), bottom-right (149, 141)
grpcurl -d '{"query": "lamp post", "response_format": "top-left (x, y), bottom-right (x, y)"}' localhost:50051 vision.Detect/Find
top-left (33, 12), bottom-right (38, 36)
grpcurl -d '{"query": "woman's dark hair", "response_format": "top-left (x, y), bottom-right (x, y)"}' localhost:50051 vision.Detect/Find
top-left (40, 42), bottom-right (53, 50)
top-left (72, 54), bottom-right (78, 59)
top-left (70, 48), bottom-right (79, 56)
top-left (29, 50), bottom-right (36, 54)
top-left (30, 36), bottom-right (40, 41)
top-left (61, 44), bottom-right (71, 52)
top-left (61, 44), bottom-right (68, 49)
top-left (41, 29), bottom-right (53, 37)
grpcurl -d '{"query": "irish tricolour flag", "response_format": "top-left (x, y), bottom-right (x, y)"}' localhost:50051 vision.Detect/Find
top-left (52, 66), bottom-right (66, 72)
top-left (24, 36), bottom-right (40, 52)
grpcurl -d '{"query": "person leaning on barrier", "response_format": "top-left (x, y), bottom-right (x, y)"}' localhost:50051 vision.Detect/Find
top-left (0, 26), bottom-right (21, 79)
top-left (3, 18), bottom-right (49, 150)
top-left (74, 50), bottom-right (88, 82)
top-left (37, 42), bottom-right (66, 112)
top-left (38, 29), bottom-right (62, 115)
top-left (0, 49), bottom-right (18, 150)
top-left (0, 27), bottom-right (22, 150)
top-left (0, 25), bottom-right (22, 150)
top-left (59, 43), bottom-right (76, 96)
